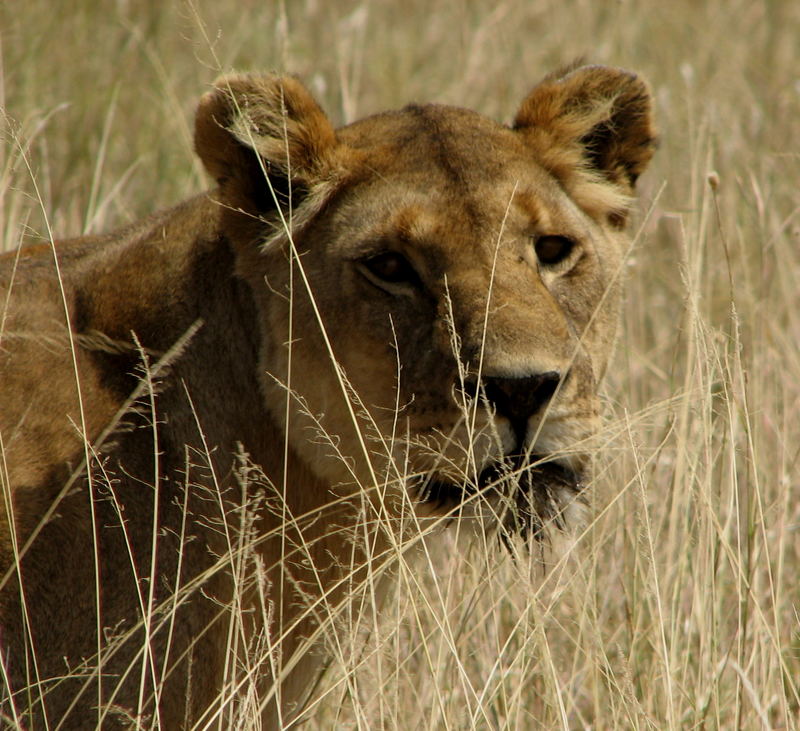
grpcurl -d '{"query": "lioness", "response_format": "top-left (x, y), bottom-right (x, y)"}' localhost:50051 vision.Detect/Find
top-left (0, 65), bottom-right (654, 728)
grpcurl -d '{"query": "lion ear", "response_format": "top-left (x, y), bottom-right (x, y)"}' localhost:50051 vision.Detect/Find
top-left (513, 65), bottom-right (656, 191)
top-left (194, 73), bottom-right (339, 216)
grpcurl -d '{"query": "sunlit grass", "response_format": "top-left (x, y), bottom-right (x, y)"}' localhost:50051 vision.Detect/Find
top-left (1, 0), bottom-right (798, 728)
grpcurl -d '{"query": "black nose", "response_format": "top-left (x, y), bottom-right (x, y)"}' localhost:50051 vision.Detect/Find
top-left (477, 371), bottom-right (562, 447)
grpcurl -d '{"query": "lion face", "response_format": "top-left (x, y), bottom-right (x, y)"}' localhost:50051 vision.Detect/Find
top-left (195, 67), bottom-right (655, 536)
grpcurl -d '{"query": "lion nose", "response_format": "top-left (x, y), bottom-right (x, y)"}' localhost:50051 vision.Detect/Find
top-left (479, 371), bottom-right (562, 447)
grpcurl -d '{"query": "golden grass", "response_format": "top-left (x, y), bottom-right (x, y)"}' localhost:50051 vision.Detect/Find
top-left (1, 0), bottom-right (799, 728)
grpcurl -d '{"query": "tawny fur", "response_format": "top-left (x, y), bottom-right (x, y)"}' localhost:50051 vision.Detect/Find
top-left (0, 66), bottom-right (654, 728)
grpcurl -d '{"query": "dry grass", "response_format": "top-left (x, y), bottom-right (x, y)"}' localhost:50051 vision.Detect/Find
top-left (1, 0), bottom-right (799, 728)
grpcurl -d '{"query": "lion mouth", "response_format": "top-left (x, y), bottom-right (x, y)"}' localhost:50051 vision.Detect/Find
top-left (417, 454), bottom-right (585, 540)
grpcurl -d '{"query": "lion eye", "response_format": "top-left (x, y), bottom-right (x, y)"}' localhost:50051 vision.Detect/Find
top-left (534, 235), bottom-right (575, 266)
top-left (362, 252), bottom-right (418, 285)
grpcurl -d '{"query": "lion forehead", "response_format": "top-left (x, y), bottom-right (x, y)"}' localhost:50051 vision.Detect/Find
top-left (339, 103), bottom-right (545, 187)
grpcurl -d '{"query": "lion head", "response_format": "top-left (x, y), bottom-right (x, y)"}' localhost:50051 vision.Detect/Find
top-left (194, 65), bottom-right (655, 541)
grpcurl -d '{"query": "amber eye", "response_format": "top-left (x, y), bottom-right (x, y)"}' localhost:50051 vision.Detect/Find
top-left (362, 252), bottom-right (418, 286)
top-left (534, 235), bottom-right (575, 266)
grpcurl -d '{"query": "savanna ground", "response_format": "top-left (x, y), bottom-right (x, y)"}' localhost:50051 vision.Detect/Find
top-left (1, 0), bottom-right (799, 728)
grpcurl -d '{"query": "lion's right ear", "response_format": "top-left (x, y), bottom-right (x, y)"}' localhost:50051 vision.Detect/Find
top-left (194, 73), bottom-right (341, 218)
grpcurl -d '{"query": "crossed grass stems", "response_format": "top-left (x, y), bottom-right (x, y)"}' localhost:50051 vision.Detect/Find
top-left (0, 112), bottom-right (661, 728)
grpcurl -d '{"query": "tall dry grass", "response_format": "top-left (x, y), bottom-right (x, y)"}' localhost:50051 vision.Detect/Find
top-left (1, 0), bottom-right (798, 728)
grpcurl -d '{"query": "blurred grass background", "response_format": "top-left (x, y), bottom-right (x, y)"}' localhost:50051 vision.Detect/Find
top-left (2, 0), bottom-right (799, 728)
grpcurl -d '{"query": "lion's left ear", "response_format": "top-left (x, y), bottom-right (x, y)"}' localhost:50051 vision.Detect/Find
top-left (513, 65), bottom-right (656, 191)
top-left (195, 73), bottom-right (342, 218)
